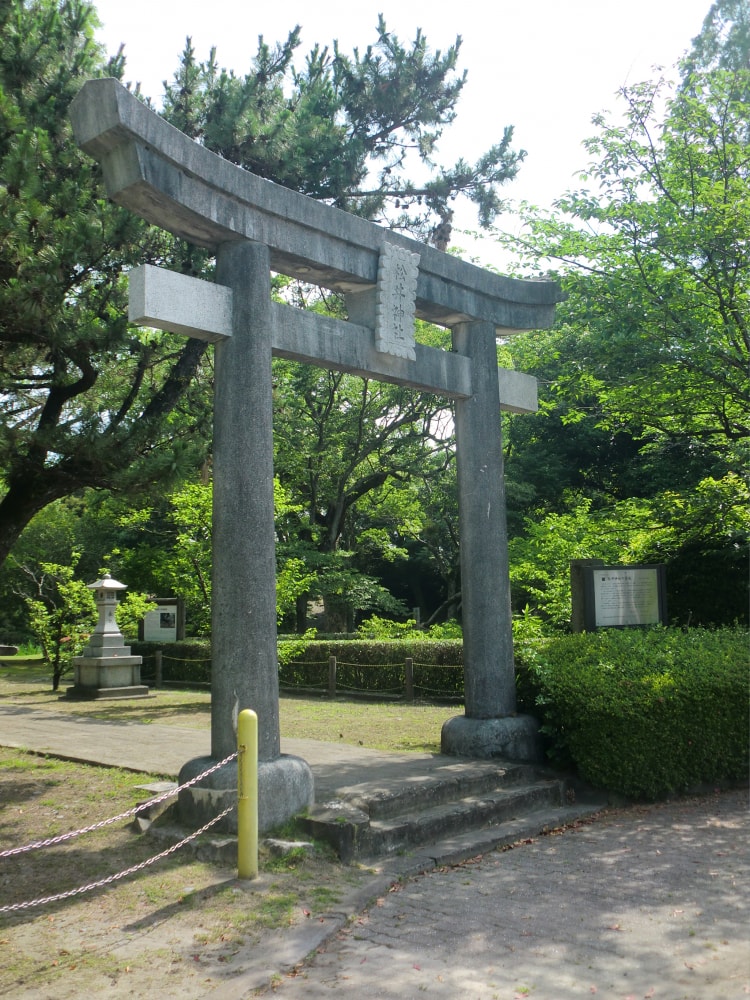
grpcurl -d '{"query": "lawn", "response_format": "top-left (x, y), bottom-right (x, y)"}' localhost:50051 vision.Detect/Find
top-left (0, 656), bottom-right (458, 753)
top-left (0, 655), bottom-right (460, 996)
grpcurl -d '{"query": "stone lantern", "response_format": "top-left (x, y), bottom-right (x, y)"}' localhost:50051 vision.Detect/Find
top-left (66, 576), bottom-right (149, 700)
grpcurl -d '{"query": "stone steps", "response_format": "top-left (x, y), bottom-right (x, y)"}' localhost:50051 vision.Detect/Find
top-left (300, 762), bottom-right (605, 864)
top-left (343, 761), bottom-right (539, 821)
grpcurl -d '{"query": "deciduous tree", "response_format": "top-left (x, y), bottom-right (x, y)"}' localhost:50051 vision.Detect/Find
top-left (498, 1), bottom-right (749, 458)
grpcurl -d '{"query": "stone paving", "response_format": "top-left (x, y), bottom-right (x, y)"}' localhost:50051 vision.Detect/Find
top-left (248, 789), bottom-right (749, 1000)
top-left (1, 706), bottom-right (747, 999)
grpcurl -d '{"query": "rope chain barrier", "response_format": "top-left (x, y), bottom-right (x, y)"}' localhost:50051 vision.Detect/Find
top-left (0, 804), bottom-right (235, 914)
top-left (160, 654), bottom-right (213, 664)
top-left (0, 751), bottom-right (238, 859)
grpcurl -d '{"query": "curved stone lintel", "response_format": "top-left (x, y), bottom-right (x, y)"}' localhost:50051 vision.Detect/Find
top-left (178, 754), bottom-right (314, 835)
top-left (441, 714), bottom-right (544, 763)
top-left (69, 78), bottom-right (563, 330)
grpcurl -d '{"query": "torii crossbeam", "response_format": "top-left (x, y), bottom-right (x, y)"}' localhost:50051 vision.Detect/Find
top-left (70, 79), bottom-right (563, 833)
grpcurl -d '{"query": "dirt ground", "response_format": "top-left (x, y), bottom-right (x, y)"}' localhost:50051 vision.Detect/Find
top-left (0, 748), bottom-right (375, 999)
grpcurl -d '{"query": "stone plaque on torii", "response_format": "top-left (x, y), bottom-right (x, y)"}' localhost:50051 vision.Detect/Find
top-left (70, 79), bottom-right (563, 832)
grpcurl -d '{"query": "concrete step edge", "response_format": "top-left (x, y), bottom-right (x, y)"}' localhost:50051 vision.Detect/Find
top-left (347, 762), bottom-right (542, 820)
top-left (361, 782), bottom-right (564, 856)
top-left (368, 801), bottom-right (608, 872)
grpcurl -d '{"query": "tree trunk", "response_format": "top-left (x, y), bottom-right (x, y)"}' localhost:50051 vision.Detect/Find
top-left (295, 592), bottom-right (309, 634)
top-left (0, 476), bottom-right (69, 568)
top-left (323, 596), bottom-right (352, 634)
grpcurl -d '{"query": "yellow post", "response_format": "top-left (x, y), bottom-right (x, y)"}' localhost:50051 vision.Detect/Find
top-left (237, 708), bottom-right (258, 879)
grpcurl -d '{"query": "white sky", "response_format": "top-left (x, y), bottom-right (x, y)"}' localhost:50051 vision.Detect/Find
top-left (93, 0), bottom-right (711, 266)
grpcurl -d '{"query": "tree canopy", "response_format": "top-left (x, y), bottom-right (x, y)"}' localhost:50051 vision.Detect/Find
top-left (2, 0), bottom-right (747, 644)
top-left (498, 0), bottom-right (749, 459)
top-left (0, 0), bottom-right (213, 566)
top-left (0, 0), bottom-right (524, 570)
top-left (159, 19), bottom-right (524, 242)
top-left (493, 0), bottom-right (750, 627)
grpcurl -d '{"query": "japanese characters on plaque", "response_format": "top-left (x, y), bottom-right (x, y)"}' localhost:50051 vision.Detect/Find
top-left (374, 241), bottom-right (420, 361)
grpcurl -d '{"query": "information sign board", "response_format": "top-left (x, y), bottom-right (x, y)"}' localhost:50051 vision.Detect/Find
top-left (140, 599), bottom-right (183, 642)
top-left (582, 565), bottom-right (667, 630)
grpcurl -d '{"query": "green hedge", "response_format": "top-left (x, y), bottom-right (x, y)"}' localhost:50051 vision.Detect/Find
top-left (132, 638), bottom-right (463, 695)
top-left (517, 627), bottom-right (749, 799)
top-left (278, 639), bottom-right (463, 699)
top-left (132, 639), bottom-right (212, 685)
top-left (133, 627), bottom-right (749, 800)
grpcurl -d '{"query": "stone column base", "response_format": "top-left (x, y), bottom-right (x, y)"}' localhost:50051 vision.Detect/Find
top-left (441, 714), bottom-right (544, 763)
top-left (177, 754), bottom-right (314, 835)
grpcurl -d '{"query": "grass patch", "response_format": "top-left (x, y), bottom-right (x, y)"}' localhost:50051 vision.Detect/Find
top-left (0, 664), bottom-right (457, 753)
top-left (252, 891), bottom-right (299, 929)
top-left (0, 747), bottom-right (374, 997)
top-left (279, 695), bottom-right (455, 753)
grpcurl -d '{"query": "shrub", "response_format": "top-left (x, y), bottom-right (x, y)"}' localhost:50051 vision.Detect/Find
top-left (19, 558), bottom-right (97, 691)
top-left (132, 639), bottom-right (212, 686)
top-left (520, 627), bottom-right (749, 799)
top-left (115, 592), bottom-right (157, 643)
top-left (278, 638), bottom-right (464, 699)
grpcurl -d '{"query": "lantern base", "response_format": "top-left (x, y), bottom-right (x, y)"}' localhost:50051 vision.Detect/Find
top-left (65, 684), bottom-right (151, 701)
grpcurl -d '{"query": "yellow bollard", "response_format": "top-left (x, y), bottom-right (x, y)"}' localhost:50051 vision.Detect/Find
top-left (237, 709), bottom-right (258, 879)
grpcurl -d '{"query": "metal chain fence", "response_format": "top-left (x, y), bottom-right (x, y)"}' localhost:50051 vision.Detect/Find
top-left (0, 752), bottom-right (239, 913)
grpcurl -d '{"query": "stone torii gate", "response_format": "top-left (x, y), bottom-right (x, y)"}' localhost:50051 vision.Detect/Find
top-left (70, 79), bottom-right (563, 832)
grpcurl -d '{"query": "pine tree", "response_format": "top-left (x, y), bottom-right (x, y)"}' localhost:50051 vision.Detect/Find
top-left (0, 3), bottom-right (524, 570)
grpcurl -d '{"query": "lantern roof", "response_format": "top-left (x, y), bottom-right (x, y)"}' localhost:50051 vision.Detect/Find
top-left (87, 576), bottom-right (128, 592)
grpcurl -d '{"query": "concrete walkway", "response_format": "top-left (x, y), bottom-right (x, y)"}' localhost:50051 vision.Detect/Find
top-left (0, 702), bottom-right (508, 805)
top-left (1, 705), bottom-right (747, 999)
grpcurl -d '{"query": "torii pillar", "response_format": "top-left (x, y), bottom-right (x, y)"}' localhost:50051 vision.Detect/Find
top-left (440, 320), bottom-right (540, 757)
top-left (69, 79), bottom-right (563, 833)
top-left (174, 241), bottom-right (316, 832)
